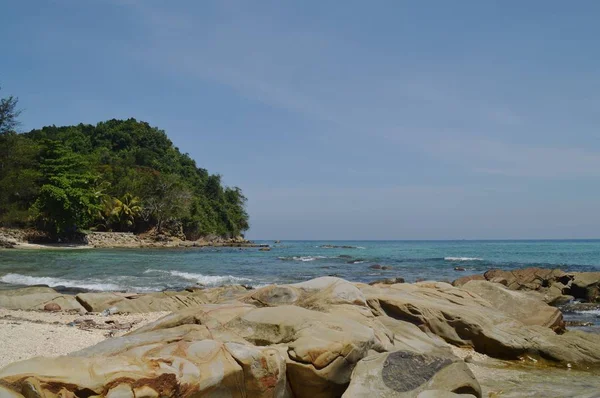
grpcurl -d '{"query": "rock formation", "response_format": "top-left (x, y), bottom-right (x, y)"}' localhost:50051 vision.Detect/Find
top-left (1, 276), bottom-right (599, 397)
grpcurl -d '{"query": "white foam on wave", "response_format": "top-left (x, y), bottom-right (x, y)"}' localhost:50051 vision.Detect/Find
top-left (0, 273), bottom-right (122, 291)
top-left (576, 309), bottom-right (600, 316)
top-left (278, 256), bottom-right (327, 262)
top-left (144, 269), bottom-right (251, 286)
top-left (444, 257), bottom-right (483, 261)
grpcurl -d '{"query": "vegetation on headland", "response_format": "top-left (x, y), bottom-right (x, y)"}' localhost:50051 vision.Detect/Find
top-left (0, 87), bottom-right (249, 239)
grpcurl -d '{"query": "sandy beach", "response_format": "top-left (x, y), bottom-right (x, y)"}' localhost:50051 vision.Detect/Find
top-left (0, 308), bottom-right (168, 368)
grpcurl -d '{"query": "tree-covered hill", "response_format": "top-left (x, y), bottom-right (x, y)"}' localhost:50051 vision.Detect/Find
top-left (0, 118), bottom-right (249, 239)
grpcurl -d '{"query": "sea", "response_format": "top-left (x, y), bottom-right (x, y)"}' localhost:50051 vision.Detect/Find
top-left (1, 240), bottom-right (599, 331)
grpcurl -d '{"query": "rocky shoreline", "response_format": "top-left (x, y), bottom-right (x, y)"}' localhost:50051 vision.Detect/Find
top-left (0, 228), bottom-right (267, 250)
top-left (0, 268), bottom-right (599, 397)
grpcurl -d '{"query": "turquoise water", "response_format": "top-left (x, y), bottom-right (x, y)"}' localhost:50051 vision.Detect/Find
top-left (1, 240), bottom-right (599, 291)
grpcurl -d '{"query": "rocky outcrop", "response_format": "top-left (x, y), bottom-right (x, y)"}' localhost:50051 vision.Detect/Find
top-left (2, 276), bottom-right (600, 397)
top-left (0, 277), bottom-right (483, 397)
top-left (453, 267), bottom-right (600, 304)
top-left (460, 280), bottom-right (564, 332)
top-left (362, 281), bottom-right (600, 364)
top-left (0, 286), bottom-right (85, 312)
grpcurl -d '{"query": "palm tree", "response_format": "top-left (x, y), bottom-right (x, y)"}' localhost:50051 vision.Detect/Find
top-left (109, 193), bottom-right (142, 231)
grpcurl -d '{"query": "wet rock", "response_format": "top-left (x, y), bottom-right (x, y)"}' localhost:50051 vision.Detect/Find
top-left (453, 267), bottom-right (466, 272)
top-left (570, 272), bottom-right (600, 302)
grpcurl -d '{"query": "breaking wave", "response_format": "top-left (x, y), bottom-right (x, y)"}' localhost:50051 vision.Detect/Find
top-left (278, 256), bottom-right (328, 262)
top-left (444, 257), bottom-right (483, 262)
top-left (144, 269), bottom-right (251, 286)
top-left (0, 273), bottom-right (122, 291)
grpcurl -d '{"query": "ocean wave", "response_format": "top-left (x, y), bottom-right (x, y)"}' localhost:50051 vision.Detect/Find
top-left (319, 245), bottom-right (365, 249)
top-left (444, 257), bottom-right (483, 262)
top-left (144, 269), bottom-right (251, 285)
top-left (278, 256), bottom-right (327, 262)
top-left (576, 309), bottom-right (600, 316)
top-left (0, 273), bottom-right (122, 291)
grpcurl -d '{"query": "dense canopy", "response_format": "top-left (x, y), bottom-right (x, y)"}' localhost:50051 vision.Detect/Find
top-left (0, 118), bottom-right (249, 238)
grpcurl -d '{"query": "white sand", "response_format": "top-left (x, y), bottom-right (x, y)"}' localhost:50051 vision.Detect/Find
top-left (0, 309), bottom-right (169, 369)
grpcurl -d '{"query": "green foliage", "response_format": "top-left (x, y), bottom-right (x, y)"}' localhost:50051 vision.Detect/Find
top-left (0, 86), bottom-right (21, 134)
top-left (0, 118), bottom-right (249, 238)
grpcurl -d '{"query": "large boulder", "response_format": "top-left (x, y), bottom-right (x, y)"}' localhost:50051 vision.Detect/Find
top-left (460, 280), bottom-right (564, 332)
top-left (0, 325), bottom-right (289, 397)
top-left (361, 281), bottom-right (600, 365)
top-left (225, 305), bottom-right (386, 397)
top-left (481, 268), bottom-right (568, 291)
top-left (0, 286), bottom-right (85, 311)
top-left (343, 350), bottom-right (481, 397)
top-left (75, 290), bottom-right (209, 313)
top-left (570, 272), bottom-right (600, 302)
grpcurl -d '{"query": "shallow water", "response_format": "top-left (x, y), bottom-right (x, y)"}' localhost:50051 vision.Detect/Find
top-left (1, 240), bottom-right (599, 330)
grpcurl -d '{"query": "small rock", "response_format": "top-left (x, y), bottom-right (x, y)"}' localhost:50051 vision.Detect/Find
top-left (454, 267), bottom-right (466, 272)
top-left (369, 277), bottom-right (405, 285)
top-left (259, 247), bottom-right (271, 252)
top-left (464, 354), bottom-right (474, 363)
top-left (370, 264), bottom-right (382, 269)
top-left (43, 303), bottom-right (61, 312)
top-left (102, 307), bottom-right (118, 316)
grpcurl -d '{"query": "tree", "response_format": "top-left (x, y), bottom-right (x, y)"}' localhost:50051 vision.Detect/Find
top-left (142, 173), bottom-right (192, 233)
top-left (1, 118), bottom-right (250, 238)
top-left (103, 193), bottom-right (142, 231)
top-left (32, 141), bottom-right (100, 234)
top-left (0, 86), bottom-right (21, 134)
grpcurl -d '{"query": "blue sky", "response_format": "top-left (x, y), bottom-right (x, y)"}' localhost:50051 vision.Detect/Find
top-left (2, 0), bottom-right (599, 239)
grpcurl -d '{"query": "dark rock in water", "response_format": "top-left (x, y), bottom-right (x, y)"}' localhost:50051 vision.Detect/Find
top-left (184, 285), bottom-right (205, 292)
top-left (53, 285), bottom-right (92, 295)
top-left (274, 240), bottom-right (281, 244)
top-left (241, 284), bottom-right (254, 290)
top-left (453, 267), bottom-right (600, 304)
top-left (321, 244), bottom-right (358, 249)
top-left (369, 264), bottom-right (394, 270)
top-left (338, 255), bottom-right (353, 259)
top-left (369, 277), bottom-right (405, 285)
top-left (454, 267), bottom-right (466, 271)
top-left (44, 302), bottom-right (61, 312)
top-left (347, 259), bottom-right (365, 264)
top-left (259, 247), bottom-right (271, 252)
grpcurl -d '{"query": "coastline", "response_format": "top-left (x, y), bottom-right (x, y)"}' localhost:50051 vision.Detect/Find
top-left (0, 228), bottom-right (267, 250)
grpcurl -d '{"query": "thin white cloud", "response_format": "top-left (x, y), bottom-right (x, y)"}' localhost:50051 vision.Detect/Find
top-left (433, 139), bottom-right (600, 178)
